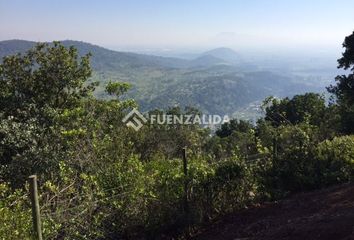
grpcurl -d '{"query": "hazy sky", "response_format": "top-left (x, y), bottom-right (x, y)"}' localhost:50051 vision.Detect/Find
top-left (1, 0), bottom-right (354, 51)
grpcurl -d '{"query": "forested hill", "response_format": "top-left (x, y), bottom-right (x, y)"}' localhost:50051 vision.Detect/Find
top-left (0, 40), bottom-right (325, 117)
top-left (0, 39), bottom-right (190, 70)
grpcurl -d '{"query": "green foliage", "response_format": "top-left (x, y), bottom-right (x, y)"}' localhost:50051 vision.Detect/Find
top-left (216, 119), bottom-right (253, 138)
top-left (0, 154), bottom-right (255, 239)
top-left (264, 93), bottom-right (327, 127)
top-left (207, 157), bottom-right (257, 213)
top-left (2, 41), bottom-right (354, 239)
top-left (327, 30), bottom-right (354, 134)
top-left (133, 106), bottom-right (207, 160)
top-left (0, 183), bottom-right (32, 239)
top-left (0, 42), bottom-right (96, 186)
top-left (315, 135), bottom-right (354, 185)
top-left (0, 42), bottom-right (95, 119)
top-left (261, 124), bottom-right (319, 195)
top-left (105, 81), bottom-right (131, 98)
top-left (207, 119), bottom-right (258, 159)
top-left (40, 162), bottom-right (106, 239)
top-left (259, 122), bottom-right (354, 197)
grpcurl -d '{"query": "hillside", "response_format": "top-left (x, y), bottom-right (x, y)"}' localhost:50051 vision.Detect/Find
top-left (137, 71), bottom-right (311, 115)
top-left (201, 47), bottom-right (243, 64)
top-left (0, 39), bottom-right (189, 70)
top-left (0, 40), bottom-right (325, 117)
top-left (195, 183), bottom-right (354, 240)
top-left (189, 55), bottom-right (229, 67)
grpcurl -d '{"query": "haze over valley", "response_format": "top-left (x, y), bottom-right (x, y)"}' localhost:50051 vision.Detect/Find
top-left (0, 39), bottom-right (342, 120)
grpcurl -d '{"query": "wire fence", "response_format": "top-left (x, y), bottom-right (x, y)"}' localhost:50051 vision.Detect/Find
top-left (1, 147), bottom-right (274, 240)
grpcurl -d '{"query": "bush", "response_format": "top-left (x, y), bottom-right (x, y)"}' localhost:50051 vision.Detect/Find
top-left (316, 135), bottom-right (354, 186)
top-left (263, 132), bottom-right (354, 198)
top-left (0, 183), bottom-right (32, 240)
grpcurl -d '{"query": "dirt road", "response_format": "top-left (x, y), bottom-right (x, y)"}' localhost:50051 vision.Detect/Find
top-left (194, 184), bottom-right (354, 240)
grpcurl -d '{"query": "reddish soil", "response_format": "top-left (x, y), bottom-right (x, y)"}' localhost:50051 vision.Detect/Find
top-left (194, 184), bottom-right (354, 240)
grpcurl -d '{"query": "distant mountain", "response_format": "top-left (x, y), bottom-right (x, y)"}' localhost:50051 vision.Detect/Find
top-left (0, 40), bottom-right (324, 118)
top-left (0, 39), bottom-right (189, 70)
top-left (0, 41), bottom-right (244, 70)
top-left (189, 55), bottom-right (229, 67)
top-left (200, 47), bottom-right (242, 64)
top-left (0, 40), bottom-right (37, 58)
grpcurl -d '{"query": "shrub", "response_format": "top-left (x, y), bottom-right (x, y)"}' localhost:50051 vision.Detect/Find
top-left (0, 183), bottom-right (32, 240)
top-left (315, 135), bottom-right (354, 186)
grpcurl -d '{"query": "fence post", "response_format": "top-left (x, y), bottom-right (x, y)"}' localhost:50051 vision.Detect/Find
top-left (29, 175), bottom-right (43, 240)
top-left (182, 147), bottom-right (189, 215)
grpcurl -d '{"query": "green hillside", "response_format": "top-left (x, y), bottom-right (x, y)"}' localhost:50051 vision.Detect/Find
top-left (0, 40), bottom-right (323, 117)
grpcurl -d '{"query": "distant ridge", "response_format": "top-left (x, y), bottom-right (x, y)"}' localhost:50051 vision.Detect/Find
top-left (0, 39), bottom-right (322, 117)
top-left (0, 39), bottom-right (190, 70)
top-left (0, 40), bottom-right (244, 70)
top-left (0, 39), bottom-right (37, 58)
top-left (189, 55), bottom-right (229, 67)
top-left (201, 47), bottom-right (242, 64)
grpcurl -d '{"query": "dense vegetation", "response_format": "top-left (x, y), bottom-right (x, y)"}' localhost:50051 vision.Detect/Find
top-left (0, 30), bottom-right (354, 239)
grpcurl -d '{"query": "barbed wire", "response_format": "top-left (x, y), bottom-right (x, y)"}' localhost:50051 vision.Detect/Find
top-left (40, 188), bottom-right (140, 216)
top-left (40, 181), bottom-right (139, 207)
top-left (7, 192), bottom-right (29, 207)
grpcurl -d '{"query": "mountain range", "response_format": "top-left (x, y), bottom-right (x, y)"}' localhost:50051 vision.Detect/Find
top-left (0, 40), bottom-right (330, 119)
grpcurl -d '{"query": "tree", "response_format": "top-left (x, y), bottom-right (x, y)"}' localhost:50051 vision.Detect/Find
top-left (327, 30), bottom-right (354, 134)
top-left (263, 93), bottom-right (326, 127)
top-left (208, 119), bottom-right (257, 159)
top-left (216, 119), bottom-right (253, 138)
top-left (0, 42), bottom-right (96, 122)
top-left (0, 42), bottom-right (96, 186)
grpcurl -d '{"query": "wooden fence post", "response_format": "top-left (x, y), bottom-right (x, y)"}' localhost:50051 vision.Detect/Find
top-left (182, 147), bottom-right (189, 214)
top-left (29, 175), bottom-right (43, 240)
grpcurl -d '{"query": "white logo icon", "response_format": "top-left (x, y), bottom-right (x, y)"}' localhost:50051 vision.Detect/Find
top-left (122, 108), bottom-right (147, 131)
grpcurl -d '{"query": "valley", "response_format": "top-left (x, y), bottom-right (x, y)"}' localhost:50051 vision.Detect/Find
top-left (0, 40), bottom-right (337, 120)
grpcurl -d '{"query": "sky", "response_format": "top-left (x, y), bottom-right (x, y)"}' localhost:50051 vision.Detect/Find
top-left (1, 0), bottom-right (354, 52)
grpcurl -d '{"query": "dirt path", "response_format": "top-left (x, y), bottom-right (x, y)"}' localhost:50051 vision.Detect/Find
top-left (194, 184), bottom-right (354, 240)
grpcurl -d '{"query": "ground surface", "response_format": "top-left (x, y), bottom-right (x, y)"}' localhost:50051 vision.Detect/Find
top-left (194, 184), bottom-right (354, 240)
